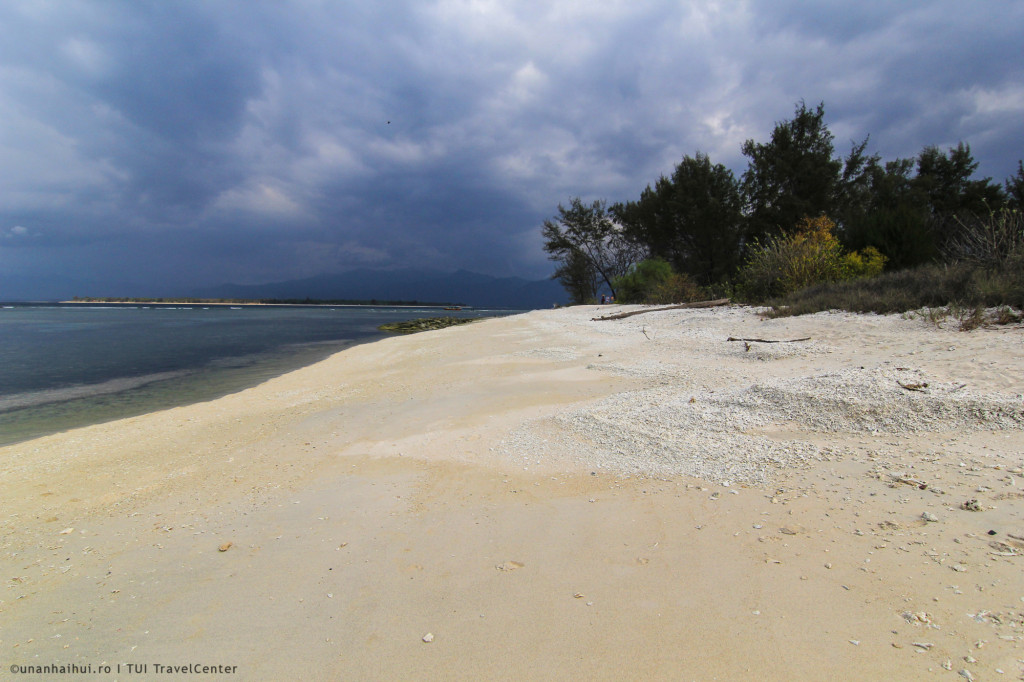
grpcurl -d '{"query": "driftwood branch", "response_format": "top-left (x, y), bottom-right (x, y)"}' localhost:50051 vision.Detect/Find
top-left (726, 336), bottom-right (811, 344)
top-left (891, 474), bottom-right (929, 489)
top-left (592, 298), bottom-right (730, 321)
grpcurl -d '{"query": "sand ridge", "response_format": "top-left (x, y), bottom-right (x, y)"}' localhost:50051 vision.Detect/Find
top-left (2, 305), bottom-right (1023, 679)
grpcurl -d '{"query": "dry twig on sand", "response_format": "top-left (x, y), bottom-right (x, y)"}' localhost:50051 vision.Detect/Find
top-left (726, 336), bottom-right (811, 344)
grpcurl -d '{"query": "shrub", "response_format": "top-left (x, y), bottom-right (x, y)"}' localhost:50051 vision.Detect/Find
top-left (613, 259), bottom-right (671, 303)
top-left (612, 259), bottom-right (701, 304)
top-left (944, 208), bottom-right (1024, 270)
top-left (738, 215), bottom-right (887, 301)
top-left (647, 272), bottom-right (703, 304)
top-left (842, 246), bottom-right (887, 279)
top-left (762, 261), bottom-right (1024, 318)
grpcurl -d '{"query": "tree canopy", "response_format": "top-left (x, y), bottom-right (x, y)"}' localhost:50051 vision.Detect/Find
top-left (542, 198), bottom-right (641, 304)
top-left (1006, 161), bottom-right (1024, 211)
top-left (541, 100), bottom-right (1022, 303)
top-left (612, 152), bottom-right (743, 286)
top-left (741, 101), bottom-right (841, 245)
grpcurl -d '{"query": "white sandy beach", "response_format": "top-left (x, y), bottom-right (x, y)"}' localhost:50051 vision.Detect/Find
top-left (2, 305), bottom-right (1023, 680)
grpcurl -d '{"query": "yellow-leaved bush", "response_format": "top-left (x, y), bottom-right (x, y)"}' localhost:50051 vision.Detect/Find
top-left (739, 215), bottom-right (887, 300)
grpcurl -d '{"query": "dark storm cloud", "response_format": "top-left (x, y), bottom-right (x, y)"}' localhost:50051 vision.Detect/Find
top-left (736, 0), bottom-right (1024, 170)
top-left (1, 0), bottom-right (1022, 296)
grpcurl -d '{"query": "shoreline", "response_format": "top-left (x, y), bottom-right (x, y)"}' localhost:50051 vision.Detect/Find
top-left (3, 306), bottom-right (1023, 679)
top-left (0, 306), bottom-right (509, 447)
top-left (0, 336), bottom-right (375, 448)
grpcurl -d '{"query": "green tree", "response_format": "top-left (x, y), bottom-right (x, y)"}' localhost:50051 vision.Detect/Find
top-left (912, 143), bottom-right (1006, 259)
top-left (542, 197), bottom-right (641, 303)
top-left (833, 136), bottom-right (879, 231)
top-left (914, 143), bottom-right (1004, 216)
top-left (551, 248), bottom-right (601, 305)
top-left (741, 101), bottom-right (842, 246)
top-left (1005, 160), bottom-right (1024, 211)
top-left (840, 157), bottom-right (934, 269)
top-left (612, 152), bottom-right (743, 286)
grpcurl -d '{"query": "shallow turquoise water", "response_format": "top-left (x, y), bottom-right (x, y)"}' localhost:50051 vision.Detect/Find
top-left (0, 303), bottom-right (513, 445)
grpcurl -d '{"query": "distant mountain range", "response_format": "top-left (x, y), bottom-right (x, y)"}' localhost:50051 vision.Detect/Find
top-left (193, 269), bottom-right (567, 309)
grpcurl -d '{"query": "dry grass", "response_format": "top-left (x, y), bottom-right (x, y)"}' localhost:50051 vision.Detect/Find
top-left (761, 261), bottom-right (1024, 323)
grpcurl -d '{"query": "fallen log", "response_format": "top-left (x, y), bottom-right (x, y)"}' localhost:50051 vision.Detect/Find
top-left (592, 298), bottom-right (730, 321)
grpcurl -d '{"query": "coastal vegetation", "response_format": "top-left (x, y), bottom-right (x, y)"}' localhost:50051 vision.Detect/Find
top-left (737, 215), bottom-right (887, 300)
top-left (542, 101), bottom-right (1024, 315)
top-left (611, 258), bottom-right (703, 305)
top-left (541, 198), bottom-right (643, 303)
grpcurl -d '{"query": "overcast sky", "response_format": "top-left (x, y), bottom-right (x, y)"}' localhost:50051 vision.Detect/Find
top-left (1, 0), bottom-right (1022, 293)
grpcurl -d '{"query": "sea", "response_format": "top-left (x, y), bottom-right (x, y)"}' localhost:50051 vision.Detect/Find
top-left (0, 302), bottom-right (519, 446)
